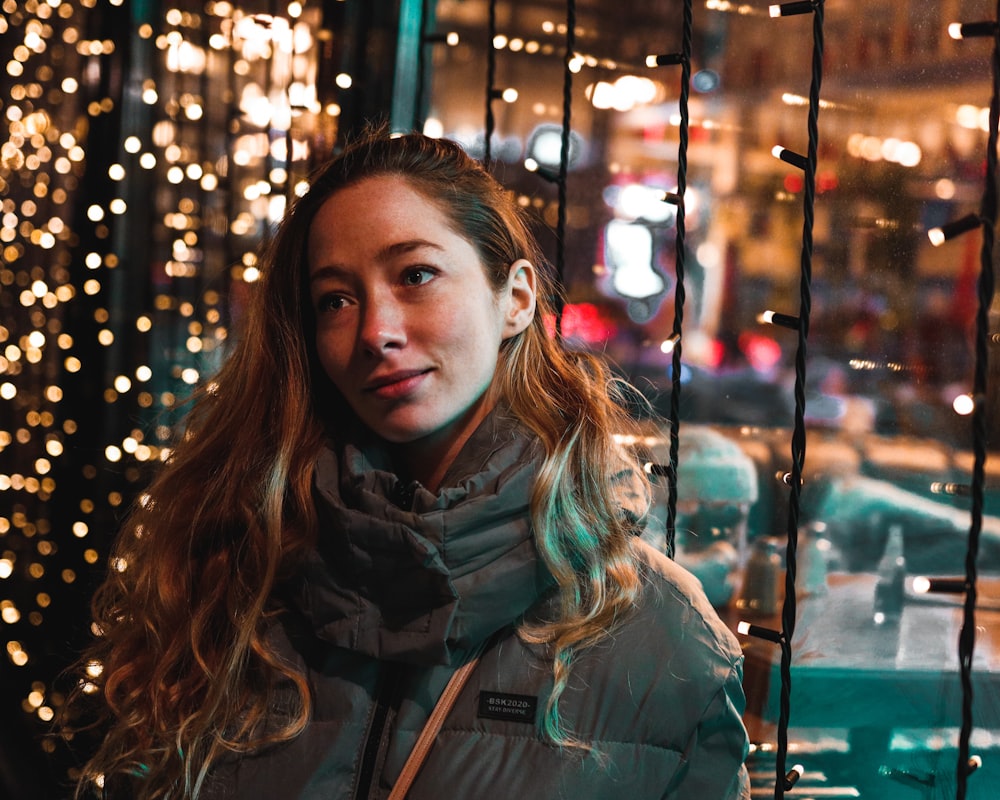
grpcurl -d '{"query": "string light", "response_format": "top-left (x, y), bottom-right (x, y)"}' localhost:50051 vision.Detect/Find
top-left (524, 157), bottom-right (560, 183)
top-left (757, 310), bottom-right (801, 330)
top-left (948, 21), bottom-right (998, 40)
top-left (952, 392), bottom-right (977, 416)
top-left (769, 1), bottom-right (815, 17)
top-left (772, 145), bottom-right (808, 170)
top-left (927, 213), bottom-right (980, 246)
top-left (659, 333), bottom-right (681, 354)
top-left (642, 461), bottom-right (672, 478)
top-left (912, 576), bottom-right (966, 594)
top-left (776, 471), bottom-right (803, 487)
top-left (645, 53), bottom-right (686, 67)
top-left (783, 764), bottom-right (805, 790)
top-left (737, 620), bottom-right (783, 643)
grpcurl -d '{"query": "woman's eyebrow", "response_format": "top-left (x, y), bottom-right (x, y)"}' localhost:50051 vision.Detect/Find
top-left (376, 238), bottom-right (445, 260)
top-left (309, 239), bottom-right (445, 284)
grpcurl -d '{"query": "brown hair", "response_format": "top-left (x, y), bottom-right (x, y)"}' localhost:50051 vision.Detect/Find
top-left (73, 130), bottom-right (646, 798)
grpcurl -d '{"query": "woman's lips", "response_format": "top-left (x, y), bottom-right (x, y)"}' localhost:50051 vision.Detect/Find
top-left (365, 369), bottom-right (431, 400)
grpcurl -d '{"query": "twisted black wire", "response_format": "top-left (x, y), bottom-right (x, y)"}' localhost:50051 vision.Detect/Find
top-left (663, 0), bottom-right (694, 561)
top-left (956, 5), bottom-right (999, 796)
top-left (484, 0), bottom-right (497, 163)
top-left (555, 0), bottom-right (576, 332)
top-left (775, 3), bottom-right (823, 797)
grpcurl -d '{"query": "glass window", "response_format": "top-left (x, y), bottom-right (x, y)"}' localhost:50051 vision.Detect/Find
top-left (426, 2), bottom-right (1000, 796)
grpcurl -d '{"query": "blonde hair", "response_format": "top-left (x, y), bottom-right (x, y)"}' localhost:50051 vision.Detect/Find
top-left (71, 131), bottom-right (647, 798)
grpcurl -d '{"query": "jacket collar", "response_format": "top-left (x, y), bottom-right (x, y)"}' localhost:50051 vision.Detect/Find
top-left (292, 408), bottom-right (553, 666)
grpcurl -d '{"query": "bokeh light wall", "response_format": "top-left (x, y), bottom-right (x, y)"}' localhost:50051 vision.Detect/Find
top-left (0, 0), bottom-right (357, 792)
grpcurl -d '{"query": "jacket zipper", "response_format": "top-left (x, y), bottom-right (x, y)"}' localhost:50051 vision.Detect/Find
top-left (355, 662), bottom-right (404, 800)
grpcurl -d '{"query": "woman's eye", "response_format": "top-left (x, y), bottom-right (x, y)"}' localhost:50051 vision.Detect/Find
top-left (402, 267), bottom-right (435, 287)
top-left (317, 294), bottom-right (348, 313)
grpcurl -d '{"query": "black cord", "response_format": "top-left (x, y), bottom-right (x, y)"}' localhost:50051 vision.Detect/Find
top-left (484, 0), bottom-right (497, 164)
top-left (956, 3), bottom-right (999, 796)
top-left (554, 0), bottom-right (576, 334)
top-left (774, 3), bottom-right (824, 797)
top-left (663, 0), bottom-right (694, 562)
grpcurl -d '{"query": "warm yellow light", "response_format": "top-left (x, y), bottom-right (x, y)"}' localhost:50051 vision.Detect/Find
top-left (953, 393), bottom-right (976, 415)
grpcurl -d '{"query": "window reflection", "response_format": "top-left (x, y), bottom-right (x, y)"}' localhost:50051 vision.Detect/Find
top-left (429, 2), bottom-right (999, 796)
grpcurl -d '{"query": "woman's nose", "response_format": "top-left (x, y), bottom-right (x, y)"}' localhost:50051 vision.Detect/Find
top-left (359, 297), bottom-right (407, 355)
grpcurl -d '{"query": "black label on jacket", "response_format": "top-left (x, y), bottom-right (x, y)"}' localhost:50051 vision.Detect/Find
top-left (478, 691), bottom-right (537, 723)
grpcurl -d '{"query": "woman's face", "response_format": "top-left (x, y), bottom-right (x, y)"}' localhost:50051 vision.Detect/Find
top-left (307, 175), bottom-right (534, 480)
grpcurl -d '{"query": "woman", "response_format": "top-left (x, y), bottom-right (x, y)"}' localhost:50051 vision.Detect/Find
top-left (74, 131), bottom-right (749, 799)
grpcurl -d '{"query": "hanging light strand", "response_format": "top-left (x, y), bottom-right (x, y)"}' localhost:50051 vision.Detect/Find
top-left (956, 4), bottom-right (999, 796)
top-left (662, 0), bottom-right (695, 561)
top-left (773, 2), bottom-right (824, 797)
top-left (554, 0), bottom-right (577, 335)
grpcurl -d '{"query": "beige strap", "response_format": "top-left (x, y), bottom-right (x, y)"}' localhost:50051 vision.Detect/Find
top-left (387, 656), bottom-right (480, 800)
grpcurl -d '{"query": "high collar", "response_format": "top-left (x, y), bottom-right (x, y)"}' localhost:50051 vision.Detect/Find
top-left (290, 408), bottom-right (553, 666)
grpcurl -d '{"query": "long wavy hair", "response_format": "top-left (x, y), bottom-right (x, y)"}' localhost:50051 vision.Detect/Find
top-left (72, 130), bottom-right (647, 798)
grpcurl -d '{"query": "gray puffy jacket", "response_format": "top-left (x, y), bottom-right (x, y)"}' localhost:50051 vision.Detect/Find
top-left (202, 411), bottom-right (750, 799)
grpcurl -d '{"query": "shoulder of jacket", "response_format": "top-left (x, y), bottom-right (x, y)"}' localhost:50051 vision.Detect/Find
top-left (627, 537), bottom-right (744, 665)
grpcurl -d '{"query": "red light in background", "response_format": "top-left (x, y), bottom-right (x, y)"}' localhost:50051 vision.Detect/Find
top-left (783, 173), bottom-right (804, 193)
top-left (738, 332), bottom-right (783, 371)
top-left (817, 171), bottom-right (839, 192)
top-left (543, 304), bottom-right (619, 343)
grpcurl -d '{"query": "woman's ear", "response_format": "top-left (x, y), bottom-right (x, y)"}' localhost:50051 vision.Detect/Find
top-left (501, 259), bottom-right (537, 340)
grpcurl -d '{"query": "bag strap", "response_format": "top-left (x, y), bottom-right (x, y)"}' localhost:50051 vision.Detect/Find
top-left (386, 655), bottom-right (481, 800)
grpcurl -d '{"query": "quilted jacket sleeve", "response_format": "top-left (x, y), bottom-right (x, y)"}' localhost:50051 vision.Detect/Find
top-left (666, 659), bottom-right (751, 800)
